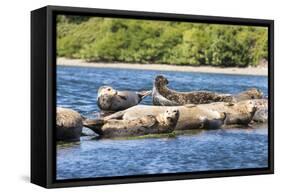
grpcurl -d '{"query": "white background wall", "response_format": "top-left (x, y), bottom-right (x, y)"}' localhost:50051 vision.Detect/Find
top-left (0, 0), bottom-right (279, 193)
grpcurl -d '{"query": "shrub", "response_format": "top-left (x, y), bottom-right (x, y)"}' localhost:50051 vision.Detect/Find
top-left (57, 16), bottom-right (268, 67)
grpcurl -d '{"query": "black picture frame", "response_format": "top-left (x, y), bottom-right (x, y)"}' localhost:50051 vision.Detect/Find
top-left (31, 5), bottom-right (274, 188)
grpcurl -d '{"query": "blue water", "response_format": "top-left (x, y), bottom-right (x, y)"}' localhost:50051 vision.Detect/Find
top-left (56, 65), bottom-right (268, 180)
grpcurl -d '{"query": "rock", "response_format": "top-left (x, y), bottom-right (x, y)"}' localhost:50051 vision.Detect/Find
top-left (56, 107), bottom-right (83, 141)
top-left (252, 99), bottom-right (268, 123)
top-left (81, 127), bottom-right (98, 136)
top-left (253, 108), bottom-right (268, 123)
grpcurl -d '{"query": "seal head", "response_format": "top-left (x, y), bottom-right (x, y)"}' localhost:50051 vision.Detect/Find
top-left (235, 88), bottom-right (263, 101)
top-left (97, 86), bottom-right (118, 110)
top-left (162, 107), bottom-right (180, 128)
top-left (97, 85), bottom-right (151, 111)
top-left (155, 75), bottom-right (169, 87)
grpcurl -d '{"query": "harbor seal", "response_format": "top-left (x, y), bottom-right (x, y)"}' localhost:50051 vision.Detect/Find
top-left (103, 104), bottom-right (227, 130)
top-left (56, 107), bottom-right (83, 141)
top-left (234, 88), bottom-right (264, 101)
top-left (83, 108), bottom-right (180, 138)
top-left (152, 75), bottom-right (263, 106)
top-left (198, 100), bottom-right (258, 125)
top-left (202, 99), bottom-right (268, 125)
top-left (97, 86), bottom-right (151, 111)
top-left (104, 99), bottom-right (264, 129)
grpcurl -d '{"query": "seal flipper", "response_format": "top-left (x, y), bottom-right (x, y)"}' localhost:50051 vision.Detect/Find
top-left (83, 119), bottom-right (105, 135)
top-left (141, 115), bottom-right (157, 128)
top-left (81, 115), bottom-right (87, 121)
top-left (137, 90), bottom-right (152, 100)
top-left (226, 102), bottom-right (235, 106)
top-left (184, 104), bottom-right (197, 108)
top-left (104, 110), bottom-right (126, 120)
top-left (117, 94), bottom-right (127, 100)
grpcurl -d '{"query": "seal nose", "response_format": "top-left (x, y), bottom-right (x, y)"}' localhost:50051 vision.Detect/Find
top-left (155, 75), bottom-right (169, 84)
top-left (173, 109), bottom-right (179, 116)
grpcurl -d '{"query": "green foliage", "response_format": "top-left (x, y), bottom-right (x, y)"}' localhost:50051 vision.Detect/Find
top-left (57, 15), bottom-right (268, 67)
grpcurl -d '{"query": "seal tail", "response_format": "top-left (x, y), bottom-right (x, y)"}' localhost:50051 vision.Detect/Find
top-left (138, 90), bottom-right (152, 99)
top-left (222, 112), bottom-right (228, 125)
top-left (83, 119), bottom-right (105, 135)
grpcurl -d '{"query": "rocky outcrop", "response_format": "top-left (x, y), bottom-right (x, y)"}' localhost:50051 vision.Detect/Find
top-left (56, 107), bottom-right (83, 141)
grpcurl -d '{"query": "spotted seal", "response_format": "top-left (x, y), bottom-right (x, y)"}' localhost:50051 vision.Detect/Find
top-left (104, 99), bottom-right (264, 130)
top-left (103, 104), bottom-right (227, 130)
top-left (152, 75), bottom-right (263, 106)
top-left (97, 86), bottom-right (151, 111)
top-left (83, 108), bottom-right (180, 138)
top-left (56, 107), bottom-right (83, 141)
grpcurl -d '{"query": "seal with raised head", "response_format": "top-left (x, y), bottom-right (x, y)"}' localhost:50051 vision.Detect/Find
top-left (103, 104), bottom-right (227, 130)
top-left (56, 107), bottom-right (83, 141)
top-left (152, 75), bottom-right (263, 106)
top-left (97, 86), bottom-right (151, 111)
top-left (104, 99), bottom-right (264, 130)
top-left (83, 108), bottom-right (180, 138)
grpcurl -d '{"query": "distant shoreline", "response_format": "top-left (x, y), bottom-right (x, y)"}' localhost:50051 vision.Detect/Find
top-left (57, 58), bottom-right (268, 76)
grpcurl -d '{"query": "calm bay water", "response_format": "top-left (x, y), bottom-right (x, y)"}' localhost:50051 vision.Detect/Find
top-left (56, 65), bottom-right (268, 180)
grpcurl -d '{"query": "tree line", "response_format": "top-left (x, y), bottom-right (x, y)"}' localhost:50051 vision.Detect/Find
top-left (57, 15), bottom-right (268, 67)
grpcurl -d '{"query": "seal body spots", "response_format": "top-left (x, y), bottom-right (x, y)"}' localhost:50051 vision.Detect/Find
top-left (152, 75), bottom-right (233, 105)
top-left (97, 86), bottom-right (151, 111)
top-left (56, 107), bottom-right (83, 141)
top-left (152, 75), bottom-right (263, 106)
top-left (83, 108), bottom-right (180, 138)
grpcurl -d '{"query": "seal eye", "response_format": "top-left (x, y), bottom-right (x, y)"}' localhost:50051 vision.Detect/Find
top-left (107, 88), bottom-right (111, 91)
